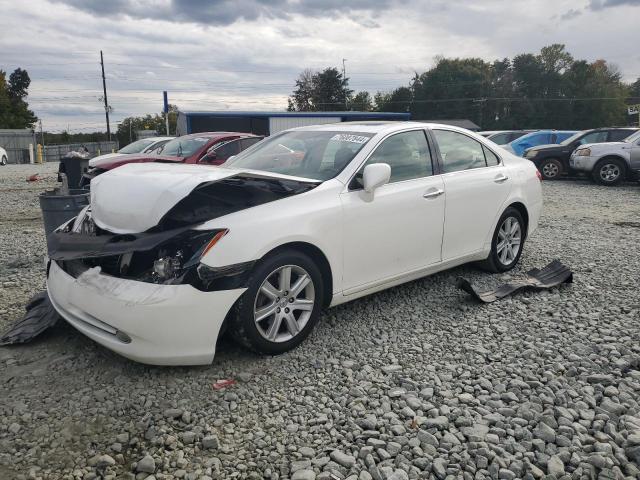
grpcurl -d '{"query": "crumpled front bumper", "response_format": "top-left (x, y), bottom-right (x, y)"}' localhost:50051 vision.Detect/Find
top-left (47, 260), bottom-right (245, 365)
top-left (569, 154), bottom-right (598, 172)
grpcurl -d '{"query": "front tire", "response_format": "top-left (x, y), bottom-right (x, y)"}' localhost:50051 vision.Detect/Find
top-left (229, 250), bottom-right (324, 354)
top-left (0, 156), bottom-right (7, 166)
top-left (592, 158), bottom-right (625, 186)
top-left (539, 158), bottom-right (562, 180)
top-left (480, 207), bottom-right (525, 273)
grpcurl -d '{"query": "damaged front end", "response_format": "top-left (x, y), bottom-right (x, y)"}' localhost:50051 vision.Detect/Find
top-left (48, 215), bottom-right (246, 291)
top-left (47, 173), bottom-right (317, 291)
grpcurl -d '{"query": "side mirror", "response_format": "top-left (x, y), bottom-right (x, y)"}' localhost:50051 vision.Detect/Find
top-left (363, 163), bottom-right (391, 193)
top-left (201, 151), bottom-right (217, 162)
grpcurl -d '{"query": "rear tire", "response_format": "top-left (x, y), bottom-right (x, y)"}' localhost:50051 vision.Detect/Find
top-left (539, 158), bottom-right (562, 180)
top-left (0, 156), bottom-right (7, 166)
top-left (228, 249), bottom-right (324, 354)
top-left (479, 207), bottom-right (525, 273)
top-left (592, 158), bottom-right (625, 186)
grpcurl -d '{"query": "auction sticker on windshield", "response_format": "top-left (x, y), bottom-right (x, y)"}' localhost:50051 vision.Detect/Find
top-left (330, 134), bottom-right (370, 144)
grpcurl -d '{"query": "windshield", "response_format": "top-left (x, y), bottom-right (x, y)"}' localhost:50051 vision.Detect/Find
top-left (560, 131), bottom-right (585, 146)
top-left (625, 130), bottom-right (640, 144)
top-left (227, 130), bottom-right (374, 181)
top-left (159, 136), bottom-right (211, 157)
top-left (118, 138), bottom-right (156, 154)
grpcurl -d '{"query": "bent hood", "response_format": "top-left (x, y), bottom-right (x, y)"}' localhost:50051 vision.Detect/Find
top-left (90, 162), bottom-right (317, 234)
top-left (90, 153), bottom-right (183, 170)
top-left (527, 144), bottom-right (562, 152)
top-left (580, 141), bottom-right (627, 152)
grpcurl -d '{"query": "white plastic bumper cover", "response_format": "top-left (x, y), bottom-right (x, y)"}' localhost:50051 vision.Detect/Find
top-left (47, 261), bottom-right (245, 365)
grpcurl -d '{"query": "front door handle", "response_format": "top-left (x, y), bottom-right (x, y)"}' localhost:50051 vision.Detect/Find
top-left (423, 188), bottom-right (444, 199)
top-left (494, 174), bottom-right (509, 183)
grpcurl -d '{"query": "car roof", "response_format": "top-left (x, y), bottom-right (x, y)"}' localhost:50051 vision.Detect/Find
top-left (290, 121), bottom-right (477, 135)
top-left (181, 132), bottom-right (259, 139)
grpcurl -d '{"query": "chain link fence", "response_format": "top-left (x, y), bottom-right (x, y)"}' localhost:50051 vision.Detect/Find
top-left (43, 141), bottom-right (119, 162)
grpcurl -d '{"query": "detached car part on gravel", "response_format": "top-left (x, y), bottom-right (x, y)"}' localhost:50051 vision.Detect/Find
top-left (457, 260), bottom-right (573, 303)
top-left (0, 292), bottom-right (60, 346)
top-left (45, 122), bottom-right (543, 365)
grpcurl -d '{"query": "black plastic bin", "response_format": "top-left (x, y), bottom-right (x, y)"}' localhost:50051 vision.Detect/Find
top-left (58, 154), bottom-right (90, 188)
top-left (39, 188), bottom-right (90, 236)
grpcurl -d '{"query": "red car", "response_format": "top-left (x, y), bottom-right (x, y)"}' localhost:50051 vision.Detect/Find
top-left (83, 132), bottom-right (262, 184)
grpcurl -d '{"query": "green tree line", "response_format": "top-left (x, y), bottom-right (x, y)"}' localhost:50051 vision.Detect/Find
top-left (0, 68), bottom-right (37, 129)
top-left (289, 44), bottom-right (640, 130)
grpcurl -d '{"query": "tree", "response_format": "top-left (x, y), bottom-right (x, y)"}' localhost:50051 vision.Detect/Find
top-left (350, 91), bottom-right (373, 111)
top-left (410, 57), bottom-right (492, 124)
top-left (0, 68), bottom-right (37, 129)
top-left (374, 87), bottom-right (412, 112)
top-left (287, 69), bottom-right (315, 111)
top-left (115, 104), bottom-right (178, 147)
top-left (288, 67), bottom-right (352, 111)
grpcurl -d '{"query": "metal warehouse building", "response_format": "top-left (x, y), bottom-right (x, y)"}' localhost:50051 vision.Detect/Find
top-left (176, 111), bottom-right (411, 136)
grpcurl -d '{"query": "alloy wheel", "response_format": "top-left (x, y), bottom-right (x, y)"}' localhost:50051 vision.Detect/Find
top-left (599, 163), bottom-right (620, 183)
top-left (542, 162), bottom-right (559, 178)
top-left (254, 265), bottom-right (315, 343)
top-left (496, 216), bottom-right (522, 266)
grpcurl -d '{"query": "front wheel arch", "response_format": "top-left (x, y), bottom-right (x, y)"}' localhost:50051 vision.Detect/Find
top-left (257, 242), bottom-right (333, 308)
top-left (592, 156), bottom-right (627, 185)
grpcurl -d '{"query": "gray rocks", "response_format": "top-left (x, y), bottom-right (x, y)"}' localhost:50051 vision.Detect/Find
top-left (202, 435), bottom-right (220, 449)
top-left (547, 455), bottom-right (564, 476)
top-left (292, 470), bottom-right (316, 480)
top-left (136, 455), bottom-right (156, 473)
top-left (2, 169), bottom-right (640, 480)
top-left (533, 422), bottom-right (555, 443)
top-left (423, 416), bottom-right (449, 430)
top-left (330, 450), bottom-right (356, 468)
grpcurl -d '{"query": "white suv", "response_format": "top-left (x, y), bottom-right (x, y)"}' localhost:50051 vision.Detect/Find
top-left (570, 130), bottom-right (640, 185)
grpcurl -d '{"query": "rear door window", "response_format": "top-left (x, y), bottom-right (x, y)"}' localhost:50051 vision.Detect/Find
top-left (433, 129), bottom-right (487, 173)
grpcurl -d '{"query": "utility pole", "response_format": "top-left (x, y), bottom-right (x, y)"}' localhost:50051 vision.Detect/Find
top-left (342, 58), bottom-right (348, 110)
top-left (39, 119), bottom-right (45, 162)
top-left (163, 91), bottom-right (170, 135)
top-left (100, 50), bottom-right (111, 141)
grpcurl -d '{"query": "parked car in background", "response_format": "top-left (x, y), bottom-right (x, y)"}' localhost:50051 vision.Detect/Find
top-left (83, 132), bottom-right (263, 184)
top-left (570, 129), bottom-right (640, 185)
top-left (503, 130), bottom-right (579, 157)
top-left (47, 122), bottom-right (542, 365)
top-left (0, 145), bottom-right (7, 166)
top-left (479, 130), bottom-right (535, 145)
top-left (524, 127), bottom-right (638, 180)
top-left (88, 136), bottom-right (174, 168)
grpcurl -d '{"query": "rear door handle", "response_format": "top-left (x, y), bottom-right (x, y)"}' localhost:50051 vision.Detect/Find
top-left (494, 174), bottom-right (509, 183)
top-left (423, 188), bottom-right (444, 199)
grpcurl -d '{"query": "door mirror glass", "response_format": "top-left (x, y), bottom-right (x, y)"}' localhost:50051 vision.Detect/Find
top-left (363, 163), bottom-right (391, 193)
top-left (201, 150), bottom-right (217, 163)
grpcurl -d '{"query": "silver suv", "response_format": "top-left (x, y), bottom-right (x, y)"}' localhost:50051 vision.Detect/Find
top-left (570, 130), bottom-right (640, 185)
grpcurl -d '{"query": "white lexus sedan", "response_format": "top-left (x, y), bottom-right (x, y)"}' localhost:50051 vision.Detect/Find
top-left (46, 122), bottom-right (542, 365)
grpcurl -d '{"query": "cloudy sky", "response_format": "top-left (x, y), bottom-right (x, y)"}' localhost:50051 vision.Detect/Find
top-left (1, 0), bottom-right (639, 133)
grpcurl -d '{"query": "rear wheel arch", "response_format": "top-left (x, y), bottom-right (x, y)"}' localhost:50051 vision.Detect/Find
top-left (506, 202), bottom-right (529, 240)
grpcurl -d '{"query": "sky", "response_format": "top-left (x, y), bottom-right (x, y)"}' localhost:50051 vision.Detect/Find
top-left (1, 0), bottom-right (639, 133)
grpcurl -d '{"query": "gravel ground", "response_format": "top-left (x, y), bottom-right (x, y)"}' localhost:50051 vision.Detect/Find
top-left (1, 163), bottom-right (639, 480)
